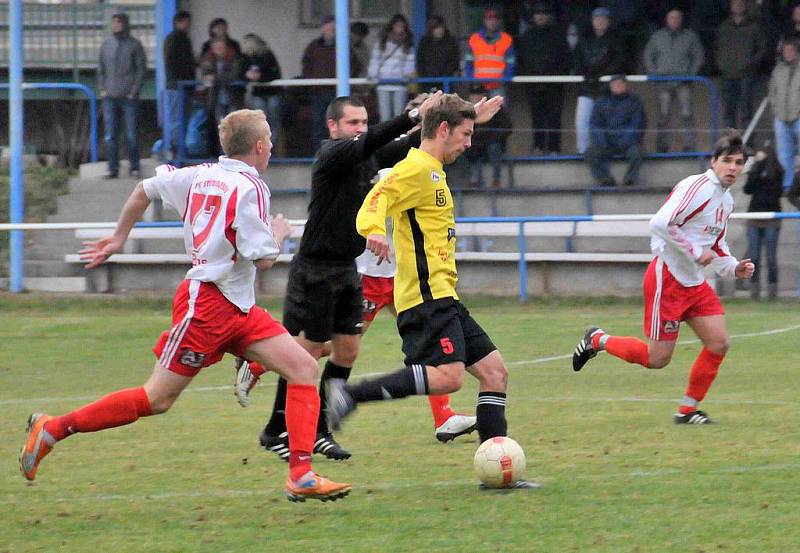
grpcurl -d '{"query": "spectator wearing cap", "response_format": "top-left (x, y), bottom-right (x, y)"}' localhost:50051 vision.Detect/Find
top-left (585, 75), bottom-right (646, 187)
top-left (368, 14), bottom-right (416, 121)
top-left (643, 7), bottom-right (704, 152)
top-left (98, 12), bottom-right (146, 178)
top-left (715, 0), bottom-right (767, 129)
top-left (163, 10), bottom-right (195, 158)
top-left (517, 2), bottom-right (569, 155)
top-left (200, 17), bottom-right (241, 57)
top-left (573, 7), bottom-right (625, 154)
top-left (301, 15), bottom-right (363, 149)
top-left (416, 15), bottom-right (460, 92)
top-left (768, 39), bottom-right (800, 189)
top-left (465, 8), bottom-right (516, 98)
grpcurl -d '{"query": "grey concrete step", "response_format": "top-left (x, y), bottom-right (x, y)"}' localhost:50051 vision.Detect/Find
top-left (23, 259), bottom-right (84, 278)
top-left (67, 176), bottom-right (141, 195)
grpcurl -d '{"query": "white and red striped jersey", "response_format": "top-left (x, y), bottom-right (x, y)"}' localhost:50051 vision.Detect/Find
top-left (141, 157), bottom-right (281, 311)
top-left (649, 168), bottom-right (740, 286)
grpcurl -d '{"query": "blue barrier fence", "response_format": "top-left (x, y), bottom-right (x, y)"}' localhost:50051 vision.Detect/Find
top-left (170, 74), bottom-right (719, 167)
top-left (0, 82), bottom-right (98, 162)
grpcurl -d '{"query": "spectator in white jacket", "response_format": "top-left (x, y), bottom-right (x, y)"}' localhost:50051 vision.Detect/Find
top-left (368, 14), bottom-right (416, 121)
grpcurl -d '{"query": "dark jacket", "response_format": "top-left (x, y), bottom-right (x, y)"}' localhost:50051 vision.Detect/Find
top-left (164, 29), bottom-right (195, 89)
top-left (416, 34), bottom-right (460, 78)
top-left (301, 35), bottom-right (361, 94)
top-left (788, 172), bottom-right (800, 209)
top-left (297, 113), bottom-right (418, 262)
top-left (470, 108), bottom-right (513, 155)
top-left (744, 158), bottom-right (784, 212)
top-left (201, 36), bottom-right (241, 57)
top-left (241, 51), bottom-right (282, 98)
top-left (589, 91), bottom-right (646, 151)
top-left (517, 22), bottom-right (569, 76)
top-left (199, 46), bottom-right (243, 111)
top-left (574, 32), bottom-right (625, 97)
top-left (98, 15), bottom-right (146, 98)
top-left (715, 16), bottom-right (766, 78)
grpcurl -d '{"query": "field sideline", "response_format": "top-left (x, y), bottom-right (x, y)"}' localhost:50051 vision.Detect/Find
top-left (1, 295), bottom-right (799, 552)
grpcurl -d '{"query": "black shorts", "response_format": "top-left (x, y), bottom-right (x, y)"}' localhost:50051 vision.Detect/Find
top-left (396, 297), bottom-right (496, 367)
top-left (282, 257), bottom-right (364, 343)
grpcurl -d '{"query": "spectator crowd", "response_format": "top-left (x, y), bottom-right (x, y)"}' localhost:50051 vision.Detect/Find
top-left (100, 2), bottom-right (800, 191)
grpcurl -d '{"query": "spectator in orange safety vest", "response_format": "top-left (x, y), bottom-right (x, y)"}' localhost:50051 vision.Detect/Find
top-left (464, 8), bottom-right (515, 98)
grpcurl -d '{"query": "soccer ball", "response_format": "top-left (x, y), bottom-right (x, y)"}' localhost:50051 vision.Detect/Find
top-left (473, 436), bottom-right (526, 488)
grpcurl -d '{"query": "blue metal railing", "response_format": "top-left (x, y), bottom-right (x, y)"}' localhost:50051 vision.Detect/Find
top-left (0, 82), bottom-right (98, 162)
top-left (169, 74), bottom-right (720, 167)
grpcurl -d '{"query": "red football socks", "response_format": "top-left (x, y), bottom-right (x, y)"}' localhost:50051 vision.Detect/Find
top-left (679, 348), bottom-right (724, 414)
top-left (247, 361), bottom-right (267, 378)
top-left (427, 394), bottom-right (455, 428)
top-left (44, 386), bottom-right (152, 441)
top-left (286, 383), bottom-right (318, 481)
top-left (604, 336), bottom-right (650, 367)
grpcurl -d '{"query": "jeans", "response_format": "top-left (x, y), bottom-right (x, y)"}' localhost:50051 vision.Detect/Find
top-left (575, 96), bottom-right (595, 154)
top-left (103, 96), bottom-right (140, 175)
top-left (376, 87), bottom-right (408, 122)
top-left (585, 142), bottom-right (644, 185)
top-left (462, 143), bottom-right (504, 186)
top-left (655, 83), bottom-right (695, 151)
top-left (747, 223), bottom-right (780, 287)
top-left (773, 117), bottom-right (800, 189)
top-left (721, 76), bottom-right (756, 129)
top-left (247, 94), bottom-right (283, 149)
top-left (164, 89), bottom-right (190, 153)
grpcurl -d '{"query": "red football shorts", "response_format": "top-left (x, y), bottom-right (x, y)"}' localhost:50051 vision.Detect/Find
top-left (361, 275), bottom-right (395, 322)
top-left (643, 257), bottom-right (725, 342)
top-left (153, 279), bottom-right (287, 376)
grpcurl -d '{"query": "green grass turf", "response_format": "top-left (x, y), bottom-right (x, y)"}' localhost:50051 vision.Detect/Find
top-left (1, 295), bottom-right (799, 552)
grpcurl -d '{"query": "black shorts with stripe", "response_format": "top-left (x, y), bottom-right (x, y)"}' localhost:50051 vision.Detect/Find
top-left (282, 256), bottom-right (364, 343)
top-left (396, 297), bottom-right (496, 367)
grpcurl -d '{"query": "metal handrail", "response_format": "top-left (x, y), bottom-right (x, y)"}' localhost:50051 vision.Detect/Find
top-left (0, 82), bottom-right (98, 162)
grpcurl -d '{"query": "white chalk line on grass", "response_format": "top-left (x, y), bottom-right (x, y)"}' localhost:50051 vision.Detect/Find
top-left (38, 462), bottom-right (800, 504)
top-left (3, 323), bottom-right (799, 408)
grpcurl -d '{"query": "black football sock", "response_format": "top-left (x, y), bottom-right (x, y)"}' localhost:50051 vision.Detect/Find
top-left (347, 364), bottom-right (429, 403)
top-left (263, 376), bottom-right (288, 436)
top-left (317, 360), bottom-right (352, 433)
top-left (476, 391), bottom-right (507, 442)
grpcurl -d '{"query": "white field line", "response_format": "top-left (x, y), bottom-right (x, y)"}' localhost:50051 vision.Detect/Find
top-left (43, 462), bottom-right (800, 503)
top-left (2, 323), bottom-right (799, 408)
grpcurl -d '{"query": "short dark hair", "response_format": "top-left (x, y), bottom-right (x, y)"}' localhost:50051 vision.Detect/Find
top-left (421, 93), bottom-right (476, 139)
top-left (174, 11), bottom-right (191, 24)
top-left (711, 130), bottom-right (748, 160)
top-left (351, 21), bottom-right (369, 37)
top-left (325, 96), bottom-right (366, 122)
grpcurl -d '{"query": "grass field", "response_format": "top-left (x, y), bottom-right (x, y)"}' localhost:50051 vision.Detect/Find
top-left (1, 294), bottom-right (799, 552)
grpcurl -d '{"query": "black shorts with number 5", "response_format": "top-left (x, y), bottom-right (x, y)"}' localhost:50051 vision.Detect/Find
top-left (396, 297), bottom-right (496, 367)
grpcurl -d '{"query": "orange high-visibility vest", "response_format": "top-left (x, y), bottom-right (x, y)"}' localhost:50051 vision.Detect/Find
top-left (469, 31), bottom-right (512, 89)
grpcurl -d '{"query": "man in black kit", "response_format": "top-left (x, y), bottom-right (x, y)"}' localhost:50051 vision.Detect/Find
top-left (238, 91), bottom-right (502, 460)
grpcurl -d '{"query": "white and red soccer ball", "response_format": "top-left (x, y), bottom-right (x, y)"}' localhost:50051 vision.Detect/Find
top-left (473, 436), bottom-right (526, 488)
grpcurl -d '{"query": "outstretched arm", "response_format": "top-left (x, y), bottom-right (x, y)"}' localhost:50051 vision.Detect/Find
top-left (79, 182), bottom-right (150, 268)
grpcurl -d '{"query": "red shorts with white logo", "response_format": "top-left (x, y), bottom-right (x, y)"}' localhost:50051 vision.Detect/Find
top-left (361, 275), bottom-right (395, 322)
top-left (643, 257), bottom-right (725, 342)
top-left (153, 279), bottom-right (287, 377)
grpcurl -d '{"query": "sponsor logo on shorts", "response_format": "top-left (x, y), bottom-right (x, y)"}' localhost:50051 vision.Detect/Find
top-left (362, 298), bottom-right (377, 313)
top-left (179, 349), bottom-right (207, 368)
top-left (663, 320), bottom-right (679, 334)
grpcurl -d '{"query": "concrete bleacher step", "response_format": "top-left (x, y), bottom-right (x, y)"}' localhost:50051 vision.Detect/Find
top-left (24, 259), bottom-right (85, 278)
top-left (67, 176), bottom-right (141, 195)
top-left (23, 277), bottom-right (87, 293)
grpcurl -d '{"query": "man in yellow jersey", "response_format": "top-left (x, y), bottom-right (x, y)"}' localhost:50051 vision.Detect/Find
top-left (327, 93), bottom-right (538, 489)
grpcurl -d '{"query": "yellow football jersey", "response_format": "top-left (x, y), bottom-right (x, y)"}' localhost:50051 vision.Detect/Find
top-left (356, 148), bottom-right (458, 313)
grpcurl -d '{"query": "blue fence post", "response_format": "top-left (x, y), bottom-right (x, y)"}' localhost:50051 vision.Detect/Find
top-left (9, 0), bottom-right (24, 292)
top-left (335, 0), bottom-right (350, 97)
top-left (518, 220), bottom-right (528, 303)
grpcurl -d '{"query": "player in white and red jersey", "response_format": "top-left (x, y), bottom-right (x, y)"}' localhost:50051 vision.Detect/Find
top-left (18, 110), bottom-right (351, 502)
top-left (571, 132), bottom-right (755, 424)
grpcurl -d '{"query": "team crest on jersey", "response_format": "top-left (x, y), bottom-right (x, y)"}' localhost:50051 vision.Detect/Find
top-left (447, 228), bottom-right (456, 241)
top-left (431, 171), bottom-right (440, 182)
top-left (662, 320), bottom-right (679, 334)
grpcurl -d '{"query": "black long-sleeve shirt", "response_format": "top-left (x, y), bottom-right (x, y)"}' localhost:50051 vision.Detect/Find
top-left (297, 113), bottom-right (420, 262)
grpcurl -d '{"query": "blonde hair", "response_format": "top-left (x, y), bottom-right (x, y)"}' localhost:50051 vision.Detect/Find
top-left (218, 109), bottom-right (269, 156)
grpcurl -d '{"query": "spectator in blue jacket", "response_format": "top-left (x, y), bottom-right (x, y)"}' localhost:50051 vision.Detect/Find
top-left (585, 74), bottom-right (646, 187)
